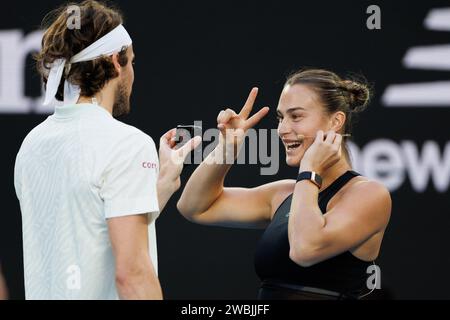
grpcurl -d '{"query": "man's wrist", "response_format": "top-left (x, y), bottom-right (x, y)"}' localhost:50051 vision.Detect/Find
top-left (157, 172), bottom-right (177, 193)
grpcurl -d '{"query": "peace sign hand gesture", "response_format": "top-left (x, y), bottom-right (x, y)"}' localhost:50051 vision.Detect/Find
top-left (216, 88), bottom-right (269, 158)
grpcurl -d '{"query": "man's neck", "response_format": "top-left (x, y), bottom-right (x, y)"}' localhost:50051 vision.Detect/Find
top-left (77, 85), bottom-right (115, 115)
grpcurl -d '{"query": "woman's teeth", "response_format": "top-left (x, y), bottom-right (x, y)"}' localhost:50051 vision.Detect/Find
top-left (287, 142), bottom-right (302, 150)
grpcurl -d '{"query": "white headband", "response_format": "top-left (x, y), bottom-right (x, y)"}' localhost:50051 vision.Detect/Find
top-left (43, 24), bottom-right (132, 106)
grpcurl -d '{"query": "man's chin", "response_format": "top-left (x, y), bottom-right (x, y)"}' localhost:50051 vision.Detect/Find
top-left (113, 108), bottom-right (130, 118)
top-left (112, 100), bottom-right (131, 117)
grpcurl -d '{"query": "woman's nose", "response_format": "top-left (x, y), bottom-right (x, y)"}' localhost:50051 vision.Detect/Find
top-left (277, 118), bottom-right (290, 136)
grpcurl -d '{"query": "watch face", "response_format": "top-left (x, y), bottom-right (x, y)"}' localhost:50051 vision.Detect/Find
top-left (310, 172), bottom-right (322, 188)
top-left (297, 171), bottom-right (322, 188)
top-left (313, 173), bottom-right (322, 186)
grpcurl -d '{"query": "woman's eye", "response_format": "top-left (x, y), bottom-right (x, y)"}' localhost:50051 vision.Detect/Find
top-left (292, 115), bottom-right (302, 121)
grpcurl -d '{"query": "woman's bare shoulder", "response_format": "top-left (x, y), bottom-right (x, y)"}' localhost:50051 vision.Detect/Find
top-left (342, 176), bottom-right (392, 220)
top-left (258, 179), bottom-right (296, 219)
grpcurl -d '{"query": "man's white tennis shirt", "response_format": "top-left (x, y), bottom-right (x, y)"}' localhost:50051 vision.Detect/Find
top-left (14, 103), bottom-right (160, 299)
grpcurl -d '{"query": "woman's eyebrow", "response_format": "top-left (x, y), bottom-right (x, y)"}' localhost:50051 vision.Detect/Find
top-left (286, 107), bottom-right (306, 113)
top-left (277, 107), bottom-right (306, 116)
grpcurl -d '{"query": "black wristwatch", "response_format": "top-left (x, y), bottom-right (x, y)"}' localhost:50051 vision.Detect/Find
top-left (297, 171), bottom-right (322, 189)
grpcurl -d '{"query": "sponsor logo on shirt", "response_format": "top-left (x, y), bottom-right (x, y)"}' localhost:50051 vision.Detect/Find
top-left (142, 162), bottom-right (157, 169)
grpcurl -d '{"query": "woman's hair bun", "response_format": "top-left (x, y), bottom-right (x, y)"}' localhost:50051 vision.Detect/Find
top-left (339, 79), bottom-right (371, 113)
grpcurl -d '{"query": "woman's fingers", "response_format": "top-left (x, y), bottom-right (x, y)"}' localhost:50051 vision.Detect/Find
top-left (217, 108), bottom-right (237, 126)
top-left (217, 123), bottom-right (227, 137)
top-left (244, 106), bottom-right (270, 130)
top-left (323, 131), bottom-right (343, 151)
top-left (333, 133), bottom-right (343, 151)
top-left (324, 130), bottom-right (336, 144)
top-left (238, 87), bottom-right (258, 119)
top-left (217, 87), bottom-right (263, 132)
top-left (214, 88), bottom-right (266, 138)
top-left (314, 130), bottom-right (324, 144)
top-left (217, 110), bottom-right (225, 124)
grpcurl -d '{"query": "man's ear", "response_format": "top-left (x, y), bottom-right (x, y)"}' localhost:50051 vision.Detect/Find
top-left (330, 111), bottom-right (346, 132)
top-left (111, 53), bottom-right (121, 75)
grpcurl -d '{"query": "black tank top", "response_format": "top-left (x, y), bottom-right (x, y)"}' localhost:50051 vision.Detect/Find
top-left (254, 170), bottom-right (372, 297)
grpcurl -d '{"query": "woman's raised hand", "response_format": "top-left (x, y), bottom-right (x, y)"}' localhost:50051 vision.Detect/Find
top-left (216, 87), bottom-right (269, 151)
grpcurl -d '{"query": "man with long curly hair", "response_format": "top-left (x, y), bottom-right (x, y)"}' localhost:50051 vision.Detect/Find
top-left (14, 0), bottom-right (200, 300)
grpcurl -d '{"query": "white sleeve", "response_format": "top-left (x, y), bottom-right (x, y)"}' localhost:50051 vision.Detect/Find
top-left (100, 133), bottom-right (160, 221)
top-left (14, 152), bottom-right (23, 201)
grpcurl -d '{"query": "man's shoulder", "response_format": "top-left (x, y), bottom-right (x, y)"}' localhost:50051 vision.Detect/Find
top-left (17, 117), bottom-right (52, 154)
top-left (90, 118), bottom-right (156, 156)
top-left (109, 119), bottom-right (156, 147)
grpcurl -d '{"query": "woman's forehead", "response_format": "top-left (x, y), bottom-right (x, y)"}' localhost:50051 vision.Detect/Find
top-left (278, 84), bottom-right (321, 112)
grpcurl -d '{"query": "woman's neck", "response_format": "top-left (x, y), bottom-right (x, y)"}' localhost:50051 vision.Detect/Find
top-left (318, 157), bottom-right (352, 192)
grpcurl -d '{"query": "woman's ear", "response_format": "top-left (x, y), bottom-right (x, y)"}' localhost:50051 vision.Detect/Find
top-left (330, 111), bottom-right (346, 132)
